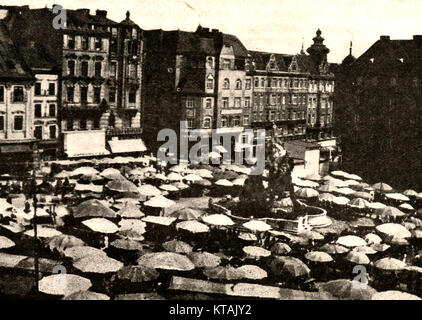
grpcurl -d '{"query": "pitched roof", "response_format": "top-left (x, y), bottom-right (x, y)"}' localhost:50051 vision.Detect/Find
top-left (0, 21), bottom-right (32, 79)
top-left (222, 33), bottom-right (248, 58)
top-left (350, 38), bottom-right (422, 77)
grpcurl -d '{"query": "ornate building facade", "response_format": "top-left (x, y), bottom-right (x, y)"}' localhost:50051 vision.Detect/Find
top-left (0, 20), bottom-right (37, 170)
top-left (2, 6), bottom-right (144, 158)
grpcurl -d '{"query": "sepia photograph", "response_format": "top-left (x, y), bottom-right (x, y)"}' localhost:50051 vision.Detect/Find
top-left (0, 0), bottom-right (421, 304)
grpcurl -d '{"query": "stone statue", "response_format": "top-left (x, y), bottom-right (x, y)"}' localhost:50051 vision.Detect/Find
top-left (236, 135), bottom-right (300, 218)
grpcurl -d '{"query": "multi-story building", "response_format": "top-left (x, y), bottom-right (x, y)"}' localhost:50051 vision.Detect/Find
top-left (247, 30), bottom-right (335, 144)
top-left (142, 26), bottom-right (249, 151)
top-left (0, 20), bottom-right (37, 171)
top-left (217, 35), bottom-right (251, 130)
top-left (335, 35), bottom-right (422, 189)
top-left (2, 6), bottom-right (144, 158)
top-left (247, 51), bottom-right (308, 140)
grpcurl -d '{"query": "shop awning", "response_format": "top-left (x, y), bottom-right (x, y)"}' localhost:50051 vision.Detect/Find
top-left (63, 130), bottom-right (110, 158)
top-left (108, 139), bottom-right (147, 154)
top-left (66, 149), bottom-right (110, 158)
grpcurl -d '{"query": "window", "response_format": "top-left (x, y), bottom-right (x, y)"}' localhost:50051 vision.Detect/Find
top-left (269, 111), bottom-right (275, 121)
top-left (109, 113), bottom-right (115, 127)
top-left (233, 116), bottom-right (240, 126)
top-left (67, 86), bottom-right (74, 102)
top-left (221, 117), bottom-right (228, 127)
top-left (223, 59), bottom-right (230, 70)
top-left (49, 104), bottom-right (56, 117)
top-left (186, 99), bottom-right (194, 108)
top-left (254, 78), bottom-right (259, 88)
top-left (14, 115), bottom-right (23, 131)
top-left (81, 36), bottom-right (89, 50)
top-left (68, 35), bottom-right (75, 49)
top-left (68, 61), bottom-right (75, 76)
top-left (80, 118), bottom-right (87, 130)
top-left (0, 115), bottom-right (3, 130)
top-left (34, 104), bottom-right (42, 118)
top-left (13, 86), bottom-right (24, 102)
top-left (187, 118), bottom-right (194, 128)
top-left (129, 89), bottom-right (136, 103)
top-left (203, 117), bottom-right (211, 128)
top-left (110, 62), bottom-right (117, 78)
top-left (34, 126), bottom-right (42, 139)
top-left (95, 62), bottom-right (102, 77)
top-left (129, 64), bottom-right (137, 78)
top-left (81, 61), bottom-right (88, 77)
top-left (207, 57), bottom-right (213, 68)
top-left (206, 77), bottom-right (214, 89)
top-left (205, 98), bottom-right (212, 109)
top-left (244, 97), bottom-right (250, 108)
top-left (109, 87), bottom-right (116, 103)
top-left (95, 37), bottom-right (102, 51)
top-left (223, 78), bottom-right (230, 90)
top-left (110, 38), bottom-right (117, 54)
top-left (235, 79), bottom-right (242, 90)
top-left (48, 83), bottom-right (55, 96)
top-left (245, 79), bottom-right (251, 90)
top-left (80, 87), bottom-right (88, 103)
top-left (235, 97), bottom-right (241, 108)
top-left (131, 40), bottom-right (139, 56)
top-left (66, 119), bottom-right (73, 131)
top-left (222, 97), bottom-right (229, 108)
top-left (390, 77), bottom-right (397, 86)
top-left (0, 86), bottom-right (3, 102)
top-left (261, 78), bottom-right (265, 88)
top-left (35, 82), bottom-right (41, 96)
top-left (49, 126), bottom-right (56, 139)
top-left (243, 115), bottom-right (249, 126)
top-left (94, 87), bottom-right (101, 103)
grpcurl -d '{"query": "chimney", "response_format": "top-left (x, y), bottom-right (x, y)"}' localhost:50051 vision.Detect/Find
top-left (413, 35), bottom-right (422, 42)
top-left (96, 9), bottom-right (107, 17)
top-left (212, 29), bottom-right (219, 33)
top-left (77, 8), bottom-right (90, 15)
top-left (380, 35), bottom-right (390, 41)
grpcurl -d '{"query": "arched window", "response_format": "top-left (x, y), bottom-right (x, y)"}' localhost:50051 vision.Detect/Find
top-left (206, 76), bottom-right (214, 89)
top-left (223, 78), bottom-right (230, 90)
top-left (235, 79), bottom-right (242, 90)
top-left (207, 57), bottom-right (213, 68)
top-left (203, 117), bottom-right (211, 128)
top-left (221, 117), bottom-right (227, 127)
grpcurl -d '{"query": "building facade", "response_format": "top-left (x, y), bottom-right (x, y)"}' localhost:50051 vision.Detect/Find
top-left (335, 35), bottom-right (422, 189)
top-left (2, 6), bottom-right (144, 158)
top-left (247, 30), bottom-right (335, 144)
top-left (0, 20), bottom-right (37, 171)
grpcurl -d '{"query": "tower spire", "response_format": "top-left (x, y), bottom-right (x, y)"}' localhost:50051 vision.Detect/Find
top-left (349, 41), bottom-right (353, 55)
top-left (301, 37), bottom-right (305, 54)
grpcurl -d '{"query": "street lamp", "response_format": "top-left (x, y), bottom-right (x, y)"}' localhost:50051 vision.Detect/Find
top-left (30, 168), bottom-right (39, 294)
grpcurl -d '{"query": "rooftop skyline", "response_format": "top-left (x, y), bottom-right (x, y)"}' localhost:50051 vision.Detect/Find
top-left (3, 0), bottom-right (421, 63)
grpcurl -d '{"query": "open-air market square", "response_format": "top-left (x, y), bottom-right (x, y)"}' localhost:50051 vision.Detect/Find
top-left (0, 0), bottom-right (422, 301)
